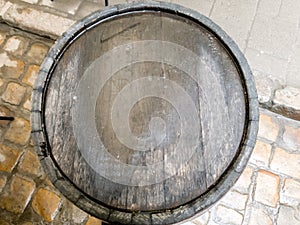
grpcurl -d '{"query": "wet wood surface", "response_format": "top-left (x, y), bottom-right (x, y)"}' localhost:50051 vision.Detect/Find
top-left (45, 12), bottom-right (246, 212)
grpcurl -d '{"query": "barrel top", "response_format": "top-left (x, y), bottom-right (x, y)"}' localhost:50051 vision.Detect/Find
top-left (31, 2), bottom-right (259, 224)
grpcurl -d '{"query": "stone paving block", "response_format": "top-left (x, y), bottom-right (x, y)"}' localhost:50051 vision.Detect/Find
top-left (192, 211), bottom-right (209, 225)
top-left (85, 216), bottom-right (103, 225)
top-left (43, 177), bottom-right (55, 189)
top-left (0, 106), bottom-right (14, 128)
top-left (109, 0), bottom-right (128, 5)
top-left (281, 178), bottom-right (300, 206)
top-left (0, 52), bottom-right (17, 68)
top-left (20, 0), bottom-right (38, 3)
top-left (40, 0), bottom-right (82, 15)
top-left (278, 0), bottom-right (300, 23)
top-left (271, 147), bottom-right (300, 179)
top-left (206, 221), bottom-right (219, 225)
top-left (0, 175), bottom-right (35, 214)
top-left (4, 117), bottom-right (31, 145)
top-left (71, 204), bottom-right (88, 224)
top-left (253, 70), bottom-right (282, 106)
top-left (283, 125), bottom-right (300, 151)
top-left (220, 190), bottom-right (248, 211)
top-left (181, 221), bottom-right (194, 225)
top-left (2, 3), bottom-right (75, 38)
top-left (0, 174), bottom-right (7, 192)
top-left (210, 0), bottom-right (258, 51)
top-left (254, 170), bottom-right (280, 207)
top-left (26, 43), bottom-right (49, 65)
top-left (23, 97), bottom-right (31, 111)
top-left (253, 71), bottom-right (275, 105)
top-left (171, 0), bottom-right (214, 17)
top-left (3, 36), bottom-right (29, 56)
top-left (258, 113), bottom-right (279, 142)
top-left (250, 140), bottom-right (272, 167)
top-left (286, 40), bottom-right (300, 88)
top-left (274, 87), bottom-right (300, 111)
top-left (18, 149), bottom-right (43, 177)
top-left (0, 144), bottom-right (22, 173)
top-left (0, 0), bottom-right (13, 15)
top-left (233, 166), bottom-right (253, 194)
top-left (88, 0), bottom-right (107, 2)
top-left (256, 0), bottom-right (281, 17)
top-left (0, 219), bottom-right (9, 225)
top-left (20, 222), bottom-right (34, 225)
top-left (248, 15), bottom-right (297, 60)
top-left (0, 52), bottom-right (24, 79)
top-left (32, 188), bottom-right (62, 222)
top-left (1, 59), bottom-right (25, 79)
top-left (29, 138), bottom-right (34, 147)
top-left (0, 31), bottom-right (6, 45)
top-left (245, 48), bottom-right (288, 84)
top-left (22, 65), bottom-right (40, 87)
top-left (214, 205), bottom-right (243, 225)
top-left (277, 205), bottom-right (300, 225)
top-left (75, 1), bottom-right (104, 19)
top-left (1, 82), bottom-right (26, 105)
top-left (3, 36), bottom-right (21, 52)
top-left (248, 206), bottom-right (272, 225)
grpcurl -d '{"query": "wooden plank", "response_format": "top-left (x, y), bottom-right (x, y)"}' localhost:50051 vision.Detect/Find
top-left (32, 4), bottom-right (260, 223)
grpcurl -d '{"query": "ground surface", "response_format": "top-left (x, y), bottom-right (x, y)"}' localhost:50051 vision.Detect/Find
top-left (0, 0), bottom-right (300, 224)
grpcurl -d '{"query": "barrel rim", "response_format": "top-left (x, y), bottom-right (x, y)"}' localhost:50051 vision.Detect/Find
top-left (31, 1), bottom-right (259, 224)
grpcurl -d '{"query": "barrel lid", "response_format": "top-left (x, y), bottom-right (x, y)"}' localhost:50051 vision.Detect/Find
top-left (31, 1), bottom-right (259, 224)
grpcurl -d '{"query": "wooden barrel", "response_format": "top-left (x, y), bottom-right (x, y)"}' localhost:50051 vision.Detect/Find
top-left (31, 2), bottom-right (259, 224)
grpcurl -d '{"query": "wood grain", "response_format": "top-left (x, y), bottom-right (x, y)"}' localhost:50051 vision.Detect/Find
top-left (44, 12), bottom-right (246, 213)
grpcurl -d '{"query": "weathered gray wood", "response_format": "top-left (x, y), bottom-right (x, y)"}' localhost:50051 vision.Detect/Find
top-left (44, 12), bottom-right (246, 211)
top-left (31, 2), bottom-right (259, 224)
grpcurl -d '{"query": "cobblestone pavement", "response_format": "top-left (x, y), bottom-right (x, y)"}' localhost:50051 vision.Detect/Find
top-left (0, 0), bottom-right (299, 120)
top-left (0, 23), bottom-right (104, 225)
top-left (0, 0), bottom-right (299, 225)
top-left (181, 108), bottom-right (300, 225)
top-left (0, 20), bottom-right (299, 225)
